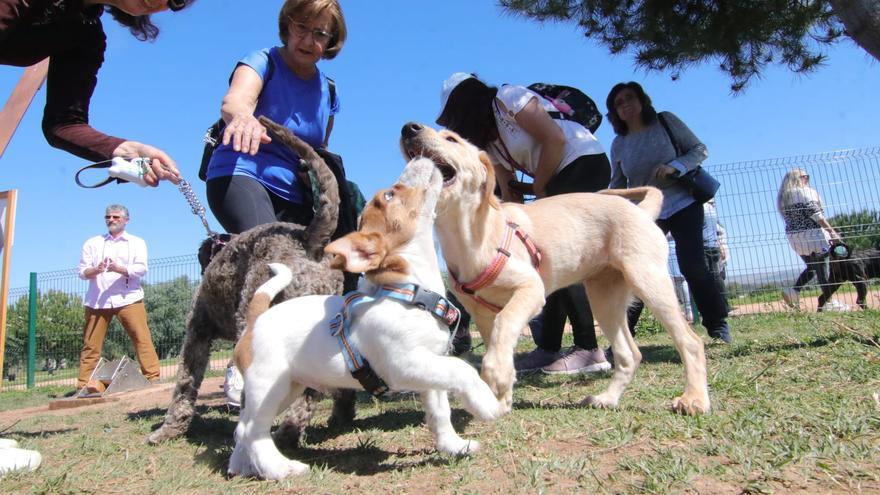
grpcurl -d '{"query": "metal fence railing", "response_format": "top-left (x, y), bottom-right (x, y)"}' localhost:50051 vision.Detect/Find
top-left (3, 146), bottom-right (879, 391)
top-left (1, 255), bottom-right (212, 391)
top-left (669, 146), bottom-right (880, 317)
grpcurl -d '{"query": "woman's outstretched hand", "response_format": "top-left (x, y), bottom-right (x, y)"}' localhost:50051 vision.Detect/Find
top-left (112, 141), bottom-right (181, 186)
top-left (222, 114), bottom-right (272, 156)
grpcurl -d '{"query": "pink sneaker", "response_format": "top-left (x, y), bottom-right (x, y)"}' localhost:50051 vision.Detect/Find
top-left (514, 348), bottom-right (559, 373)
top-left (542, 346), bottom-right (611, 375)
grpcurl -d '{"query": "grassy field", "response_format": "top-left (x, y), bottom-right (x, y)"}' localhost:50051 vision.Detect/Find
top-left (1, 310), bottom-right (878, 494)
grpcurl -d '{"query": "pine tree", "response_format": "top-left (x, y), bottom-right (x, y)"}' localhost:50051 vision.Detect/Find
top-left (501, 0), bottom-right (880, 92)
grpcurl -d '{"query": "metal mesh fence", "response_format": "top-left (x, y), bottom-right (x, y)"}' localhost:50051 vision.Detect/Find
top-left (0, 255), bottom-right (225, 391)
top-left (669, 146), bottom-right (880, 316)
top-left (2, 146), bottom-right (879, 391)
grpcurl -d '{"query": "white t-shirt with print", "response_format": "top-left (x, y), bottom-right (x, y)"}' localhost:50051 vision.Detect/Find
top-left (489, 85), bottom-right (604, 176)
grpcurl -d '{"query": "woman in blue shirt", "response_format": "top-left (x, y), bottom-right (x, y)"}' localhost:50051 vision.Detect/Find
top-left (206, 0), bottom-right (346, 233)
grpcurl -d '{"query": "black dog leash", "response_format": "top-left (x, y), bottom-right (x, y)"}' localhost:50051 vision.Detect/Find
top-left (74, 158), bottom-right (148, 188)
top-left (75, 157), bottom-right (220, 238)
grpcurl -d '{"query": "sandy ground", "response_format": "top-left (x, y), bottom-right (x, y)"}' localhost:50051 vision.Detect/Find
top-left (1, 375), bottom-right (227, 423)
top-left (729, 287), bottom-right (880, 316)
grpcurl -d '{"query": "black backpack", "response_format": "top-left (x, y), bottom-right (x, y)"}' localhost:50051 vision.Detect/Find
top-left (527, 83), bottom-right (602, 134)
top-left (197, 57), bottom-right (336, 181)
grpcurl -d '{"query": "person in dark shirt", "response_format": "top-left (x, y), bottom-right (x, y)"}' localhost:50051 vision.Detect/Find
top-left (0, 0), bottom-right (195, 186)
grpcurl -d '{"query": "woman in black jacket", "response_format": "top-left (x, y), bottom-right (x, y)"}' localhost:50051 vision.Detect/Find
top-left (0, 0), bottom-right (194, 186)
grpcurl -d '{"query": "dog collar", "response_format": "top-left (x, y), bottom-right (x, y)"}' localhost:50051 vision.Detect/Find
top-left (449, 220), bottom-right (542, 313)
top-left (329, 283), bottom-right (462, 396)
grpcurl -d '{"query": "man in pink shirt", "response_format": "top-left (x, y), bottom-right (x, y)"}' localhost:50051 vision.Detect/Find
top-left (76, 204), bottom-right (159, 390)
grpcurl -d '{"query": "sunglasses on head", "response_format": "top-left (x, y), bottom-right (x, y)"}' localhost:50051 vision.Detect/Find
top-left (167, 0), bottom-right (186, 12)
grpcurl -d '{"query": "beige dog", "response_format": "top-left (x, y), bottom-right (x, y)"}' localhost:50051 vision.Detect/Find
top-left (399, 122), bottom-right (710, 415)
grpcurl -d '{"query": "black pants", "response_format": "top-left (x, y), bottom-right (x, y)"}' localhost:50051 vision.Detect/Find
top-left (704, 247), bottom-right (728, 308)
top-left (206, 175), bottom-right (313, 234)
top-left (207, 175), bottom-right (358, 292)
top-left (794, 252), bottom-right (833, 300)
top-left (628, 201), bottom-right (730, 333)
top-left (536, 153), bottom-right (611, 352)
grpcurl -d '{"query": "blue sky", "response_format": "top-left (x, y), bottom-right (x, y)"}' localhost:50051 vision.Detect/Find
top-left (1, 0), bottom-right (878, 290)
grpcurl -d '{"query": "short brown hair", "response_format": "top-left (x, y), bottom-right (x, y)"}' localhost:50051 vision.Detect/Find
top-left (278, 0), bottom-right (347, 60)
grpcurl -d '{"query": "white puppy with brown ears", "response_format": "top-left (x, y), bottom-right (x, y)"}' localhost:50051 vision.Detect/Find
top-left (228, 158), bottom-right (506, 481)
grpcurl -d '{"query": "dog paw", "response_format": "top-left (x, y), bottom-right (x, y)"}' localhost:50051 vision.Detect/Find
top-left (146, 425), bottom-right (181, 445)
top-left (480, 360), bottom-right (515, 404)
top-left (264, 460), bottom-right (310, 480)
top-left (579, 394), bottom-right (619, 409)
top-left (671, 394), bottom-right (710, 415)
top-left (437, 436), bottom-right (480, 456)
top-left (501, 389), bottom-right (514, 413)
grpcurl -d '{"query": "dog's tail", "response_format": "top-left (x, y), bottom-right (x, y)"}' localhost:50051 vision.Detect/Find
top-left (598, 186), bottom-right (663, 220)
top-left (233, 263), bottom-right (293, 372)
top-left (258, 116), bottom-right (340, 261)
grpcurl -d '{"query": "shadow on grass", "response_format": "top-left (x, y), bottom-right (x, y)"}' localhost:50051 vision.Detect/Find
top-left (7, 427), bottom-right (78, 439)
top-left (134, 398), bottom-right (474, 475)
top-left (724, 331), bottom-right (857, 358)
top-left (288, 443), bottom-right (453, 476)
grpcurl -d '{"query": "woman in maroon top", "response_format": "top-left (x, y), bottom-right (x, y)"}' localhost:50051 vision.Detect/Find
top-left (0, 0), bottom-right (194, 186)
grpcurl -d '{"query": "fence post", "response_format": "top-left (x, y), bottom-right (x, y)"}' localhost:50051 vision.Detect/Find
top-left (27, 272), bottom-right (36, 388)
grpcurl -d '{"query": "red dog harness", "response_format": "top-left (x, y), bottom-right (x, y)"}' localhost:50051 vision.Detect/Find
top-left (449, 221), bottom-right (542, 313)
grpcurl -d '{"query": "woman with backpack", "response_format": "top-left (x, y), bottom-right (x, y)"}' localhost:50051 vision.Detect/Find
top-left (436, 72), bottom-right (611, 376)
top-left (0, 0), bottom-right (193, 186)
top-left (204, 0), bottom-right (346, 234)
top-left (606, 81), bottom-right (731, 343)
top-left (204, 0), bottom-right (349, 407)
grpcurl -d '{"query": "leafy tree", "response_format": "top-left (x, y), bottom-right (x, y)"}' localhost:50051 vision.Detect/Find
top-left (500, 0), bottom-right (880, 92)
top-left (2, 276), bottom-right (197, 378)
top-left (3, 290), bottom-right (84, 376)
top-left (143, 276), bottom-right (197, 359)
top-left (829, 209), bottom-right (880, 250)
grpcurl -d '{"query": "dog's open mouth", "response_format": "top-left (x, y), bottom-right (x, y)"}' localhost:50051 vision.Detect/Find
top-left (404, 143), bottom-right (457, 187)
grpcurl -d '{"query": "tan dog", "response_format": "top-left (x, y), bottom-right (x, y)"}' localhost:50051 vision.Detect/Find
top-left (399, 122), bottom-right (710, 415)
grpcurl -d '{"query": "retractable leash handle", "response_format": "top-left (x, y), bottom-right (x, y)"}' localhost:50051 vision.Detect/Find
top-left (74, 157), bottom-right (150, 188)
top-left (74, 157), bottom-right (219, 237)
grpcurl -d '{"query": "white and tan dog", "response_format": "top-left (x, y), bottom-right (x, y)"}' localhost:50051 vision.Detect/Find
top-left (400, 122), bottom-right (710, 416)
top-left (228, 158), bottom-right (506, 480)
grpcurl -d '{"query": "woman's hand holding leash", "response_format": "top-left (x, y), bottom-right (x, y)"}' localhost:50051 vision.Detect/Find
top-left (112, 141), bottom-right (181, 186)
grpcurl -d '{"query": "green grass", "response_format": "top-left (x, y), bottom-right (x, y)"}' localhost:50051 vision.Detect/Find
top-left (1, 311), bottom-right (878, 494)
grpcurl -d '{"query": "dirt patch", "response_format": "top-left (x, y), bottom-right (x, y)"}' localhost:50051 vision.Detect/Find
top-left (729, 288), bottom-right (880, 316)
top-left (1, 376), bottom-right (227, 423)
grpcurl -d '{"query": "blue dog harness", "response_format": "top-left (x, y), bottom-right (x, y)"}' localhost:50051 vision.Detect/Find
top-left (329, 283), bottom-right (461, 396)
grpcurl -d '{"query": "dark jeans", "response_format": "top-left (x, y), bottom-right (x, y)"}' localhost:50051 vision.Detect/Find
top-left (206, 175), bottom-right (313, 234)
top-left (794, 252), bottom-right (834, 301)
top-left (628, 201), bottom-right (730, 334)
top-left (446, 291), bottom-right (472, 356)
top-left (704, 247), bottom-right (729, 311)
top-left (535, 153), bottom-right (611, 352)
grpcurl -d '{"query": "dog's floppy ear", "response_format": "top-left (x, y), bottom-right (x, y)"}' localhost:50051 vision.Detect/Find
top-left (478, 151), bottom-right (500, 209)
top-left (325, 232), bottom-right (386, 273)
